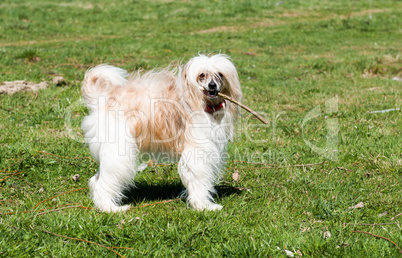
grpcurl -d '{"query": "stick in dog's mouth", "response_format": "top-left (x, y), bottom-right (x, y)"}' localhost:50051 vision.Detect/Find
top-left (202, 89), bottom-right (219, 98)
top-left (199, 87), bottom-right (269, 124)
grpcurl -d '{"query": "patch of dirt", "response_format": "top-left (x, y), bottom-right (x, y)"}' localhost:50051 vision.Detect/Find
top-left (0, 35), bottom-right (121, 47)
top-left (352, 8), bottom-right (389, 17)
top-left (194, 19), bottom-right (284, 34)
top-left (250, 19), bottom-right (285, 28)
top-left (0, 80), bottom-right (48, 95)
top-left (59, 3), bottom-right (94, 9)
top-left (281, 12), bottom-right (302, 17)
top-left (196, 26), bottom-right (232, 34)
top-left (193, 8), bottom-right (394, 35)
top-left (337, 8), bottom-right (391, 19)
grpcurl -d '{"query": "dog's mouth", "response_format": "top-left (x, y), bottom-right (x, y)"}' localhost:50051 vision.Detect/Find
top-left (203, 89), bottom-right (219, 99)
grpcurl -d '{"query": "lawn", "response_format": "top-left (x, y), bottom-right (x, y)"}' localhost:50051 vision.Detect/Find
top-left (0, 0), bottom-right (401, 256)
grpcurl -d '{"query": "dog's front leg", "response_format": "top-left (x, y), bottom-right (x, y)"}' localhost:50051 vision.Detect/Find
top-left (178, 147), bottom-right (223, 211)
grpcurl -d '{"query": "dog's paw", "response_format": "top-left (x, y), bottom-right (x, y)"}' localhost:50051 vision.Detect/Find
top-left (205, 203), bottom-right (223, 211)
top-left (99, 204), bottom-right (131, 213)
top-left (115, 204), bottom-right (131, 213)
top-left (192, 202), bottom-right (222, 211)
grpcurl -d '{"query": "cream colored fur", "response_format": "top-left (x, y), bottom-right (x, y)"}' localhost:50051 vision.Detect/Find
top-left (81, 54), bottom-right (242, 212)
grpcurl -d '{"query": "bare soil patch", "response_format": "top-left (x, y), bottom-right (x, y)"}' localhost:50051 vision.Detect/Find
top-left (0, 80), bottom-right (48, 94)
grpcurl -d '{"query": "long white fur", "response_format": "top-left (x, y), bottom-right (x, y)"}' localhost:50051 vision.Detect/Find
top-left (81, 54), bottom-right (242, 212)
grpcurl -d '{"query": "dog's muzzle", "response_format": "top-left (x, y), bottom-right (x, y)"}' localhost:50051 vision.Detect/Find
top-left (203, 81), bottom-right (219, 98)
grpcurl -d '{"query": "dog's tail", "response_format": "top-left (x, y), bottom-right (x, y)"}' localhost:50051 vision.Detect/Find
top-left (82, 64), bottom-right (128, 110)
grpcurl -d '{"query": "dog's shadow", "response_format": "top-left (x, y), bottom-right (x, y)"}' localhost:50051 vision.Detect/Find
top-left (123, 180), bottom-right (244, 206)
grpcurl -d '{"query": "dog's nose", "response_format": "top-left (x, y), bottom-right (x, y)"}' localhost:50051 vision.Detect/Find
top-left (208, 81), bottom-right (217, 90)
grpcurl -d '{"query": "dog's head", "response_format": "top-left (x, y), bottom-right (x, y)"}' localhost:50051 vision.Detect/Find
top-left (181, 54), bottom-right (242, 115)
top-left (198, 71), bottom-right (223, 99)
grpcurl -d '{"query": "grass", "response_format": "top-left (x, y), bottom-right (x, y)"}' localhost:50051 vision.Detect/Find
top-left (1, 0), bottom-right (401, 256)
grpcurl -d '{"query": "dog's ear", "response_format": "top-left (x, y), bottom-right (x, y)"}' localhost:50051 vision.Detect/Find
top-left (222, 71), bottom-right (242, 101)
top-left (214, 56), bottom-right (242, 103)
top-left (221, 70), bottom-right (242, 119)
top-left (181, 61), bottom-right (190, 81)
top-left (180, 60), bottom-right (204, 111)
top-left (211, 55), bottom-right (242, 119)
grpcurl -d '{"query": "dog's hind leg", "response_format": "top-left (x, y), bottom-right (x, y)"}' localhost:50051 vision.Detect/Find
top-left (178, 146), bottom-right (223, 211)
top-left (83, 111), bottom-right (137, 213)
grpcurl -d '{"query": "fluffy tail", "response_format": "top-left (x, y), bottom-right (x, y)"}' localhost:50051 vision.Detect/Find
top-left (82, 64), bottom-right (128, 110)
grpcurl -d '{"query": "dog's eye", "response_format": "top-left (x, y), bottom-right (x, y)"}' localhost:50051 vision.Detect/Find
top-left (199, 73), bottom-right (205, 79)
top-left (218, 73), bottom-right (223, 78)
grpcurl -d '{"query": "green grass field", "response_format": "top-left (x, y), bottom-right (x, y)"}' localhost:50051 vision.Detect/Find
top-left (1, 0), bottom-right (401, 256)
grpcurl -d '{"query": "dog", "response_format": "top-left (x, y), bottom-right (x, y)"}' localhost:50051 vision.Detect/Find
top-left (81, 54), bottom-right (242, 212)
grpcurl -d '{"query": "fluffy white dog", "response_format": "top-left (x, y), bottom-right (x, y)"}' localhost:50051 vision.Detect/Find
top-left (81, 54), bottom-right (242, 212)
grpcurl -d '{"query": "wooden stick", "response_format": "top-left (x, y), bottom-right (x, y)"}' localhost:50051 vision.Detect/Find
top-left (0, 172), bottom-right (24, 183)
top-left (346, 223), bottom-right (396, 226)
top-left (217, 92), bottom-right (269, 124)
top-left (37, 151), bottom-right (95, 162)
top-left (199, 87), bottom-right (268, 124)
top-left (352, 230), bottom-right (402, 253)
top-left (35, 205), bottom-right (93, 216)
top-left (0, 159), bottom-right (23, 172)
top-left (40, 229), bottom-right (127, 257)
top-left (347, 0), bottom-right (358, 19)
top-left (391, 213), bottom-right (402, 221)
top-left (31, 187), bottom-right (89, 210)
top-left (230, 160), bottom-right (325, 167)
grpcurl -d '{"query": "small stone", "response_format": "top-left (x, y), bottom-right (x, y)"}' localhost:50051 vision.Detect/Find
top-left (72, 174), bottom-right (80, 181)
top-left (378, 211), bottom-right (388, 217)
top-left (53, 76), bottom-right (66, 86)
top-left (232, 169), bottom-right (240, 182)
top-left (348, 202), bottom-right (365, 209)
top-left (323, 231), bottom-right (331, 239)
